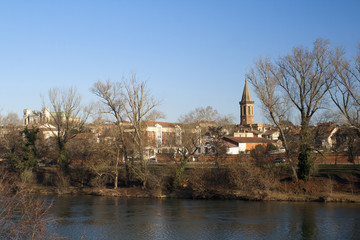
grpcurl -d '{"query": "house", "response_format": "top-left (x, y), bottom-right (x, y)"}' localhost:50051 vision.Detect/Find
top-left (144, 122), bottom-right (182, 159)
top-left (73, 132), bottom-right (100, 143)
top-left (23, 108), bottom-right (81, 126)
top-left (222, 136), bottom-right (274, 154)
top-left (38, 123), bottom-right (58, 139)
top-left (313, 122), bottom-right (338, 150)
top-left (331, 125), bottom-right (359, 154)
top-left (262, 129), bottom-right (280, 141)
top-left (222, 140), bottom-right (239, 155)
top-left (23, 108), bottom-right (50, 125)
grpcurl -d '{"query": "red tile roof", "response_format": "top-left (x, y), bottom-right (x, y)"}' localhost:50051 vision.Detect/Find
top-left (145, 121), bottom-right (180, 128)
top-left (74, 132), bottom-right (98, 139)
top-left (223, 136), bottom-right (273, 144)
top-left (219, 139), bottom-right (238, 147)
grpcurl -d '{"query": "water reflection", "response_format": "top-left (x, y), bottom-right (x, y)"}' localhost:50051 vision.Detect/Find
top-left (49, 196), bottom-right (360, 240)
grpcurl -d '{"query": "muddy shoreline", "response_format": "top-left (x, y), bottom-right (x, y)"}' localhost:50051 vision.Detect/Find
top-left (29, 184), bottom-right (360, 203)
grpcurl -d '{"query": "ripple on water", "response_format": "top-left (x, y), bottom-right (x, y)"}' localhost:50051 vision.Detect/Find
top-left (50, 197), bottom-right (360, 240)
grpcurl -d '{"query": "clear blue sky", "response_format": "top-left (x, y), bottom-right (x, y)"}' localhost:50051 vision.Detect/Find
top-left (1, 0), bottom-right (360, 123)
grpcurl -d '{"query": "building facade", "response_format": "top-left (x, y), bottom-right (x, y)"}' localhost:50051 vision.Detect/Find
top-left (23, 108), bottom-right (51, 125)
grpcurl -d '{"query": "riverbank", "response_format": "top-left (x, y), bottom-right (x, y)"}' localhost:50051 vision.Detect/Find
top-left (28, 185), bottom-right (360, 203)
top-left (4, 163), bottom-right (360, 203)
top-left (27, 174), bottom-right (360, 203)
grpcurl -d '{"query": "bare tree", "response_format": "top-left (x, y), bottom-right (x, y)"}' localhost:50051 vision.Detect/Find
top-left (169, 122), bottom-right (201, 189)
top-left (145, 109), bottom-right (166, 122)
top-left (45, 87), bottom-right (89, 173)
top-left (247, 57), bottom-right (298, 181)
top-left (178, 106), bottom-right (234, 126)
top-left (1, 112), bottom-right (21, 126)
top-left (177, 124), bottom-right (201, 159)
top-left (247, 39), bottom-right (335, 180)
top-left (92, 75), bottom-right (160, 189)
top-left (277, 39), bottom-right (334, 180)
top-left (0, 112), bottom-right (21, 159)
top-left (91, 80), bottom-right (128, 189)
top-left (177, 106), bottom-right (234, 157)
top-left (330, 44), bottom-right (360, 133)
top-left (0, 125), bottom-right (23, 170)
top-left (171, 106), bottom-right (233, 189)
top-left (81, 128), bottom-right (125, 188)
top-left (176, 106), bottom-right (234, 162)
top-left (123, 74), bottom-right (159, 188)
top-left (206, 126), bottom-right (228, 165)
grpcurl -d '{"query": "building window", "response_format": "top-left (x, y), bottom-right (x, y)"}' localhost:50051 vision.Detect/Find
top-left (176, 127), bottom-right (182, 145)
top-left (156, 125), bottom-right (162, 147)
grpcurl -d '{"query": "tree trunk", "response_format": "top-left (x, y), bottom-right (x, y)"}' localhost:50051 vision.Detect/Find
top-left (58, 139), bottom-right (69, 174)
top-left (114, 148), bottom-right (119, 189)
top-left (124, 153), bottom-right (130, 187)
top-left (278, 126), bottom-right (298, 182)
top-left (298, 117), bottom-right (313, 181)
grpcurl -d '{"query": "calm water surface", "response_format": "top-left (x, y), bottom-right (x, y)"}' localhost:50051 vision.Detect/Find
top-left (49, 195), bottom-right (360, 240)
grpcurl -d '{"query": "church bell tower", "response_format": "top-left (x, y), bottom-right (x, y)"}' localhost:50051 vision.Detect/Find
top-left (239, 79), bottom-right (254, 125)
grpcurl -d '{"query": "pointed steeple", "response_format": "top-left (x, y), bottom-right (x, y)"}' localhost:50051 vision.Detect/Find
top-left (240, 79), bottom-right (253, 104)
top-left (239, 79), bottom-right (254, 125)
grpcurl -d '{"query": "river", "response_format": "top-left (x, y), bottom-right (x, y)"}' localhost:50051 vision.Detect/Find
top-left (49, 195), bottom-right (360, 240)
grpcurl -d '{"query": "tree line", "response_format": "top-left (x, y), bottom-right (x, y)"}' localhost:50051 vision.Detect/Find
top-left (0, 39), bottom-right (359, 186)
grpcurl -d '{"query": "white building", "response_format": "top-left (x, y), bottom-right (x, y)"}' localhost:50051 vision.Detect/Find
top-left (23, 108), bottom-right (50, 125)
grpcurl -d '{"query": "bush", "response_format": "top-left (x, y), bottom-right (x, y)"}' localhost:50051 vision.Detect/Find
top-left (188, 162), bottom-right (280, 198)
top-left (227, 163), bottom-right (279, 192)
top-left (54, 170), bottom-right (70, 194)
top-left (89, 174), bottom-right (113, 188)
top-left (20, 169), bottom-right (35, 184)
top-left (0, 170), bottom-right (62, 239)
top-left (188, 164), bottom-right (234, 198)
top-left (251, 144), bottom-right (272, 166)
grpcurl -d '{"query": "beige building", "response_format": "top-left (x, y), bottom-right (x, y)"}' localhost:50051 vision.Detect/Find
top-left (23, 108), bottom-right (51, 125)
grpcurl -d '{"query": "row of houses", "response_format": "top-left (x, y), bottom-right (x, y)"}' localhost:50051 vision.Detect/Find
top-left (21, 108), bottom-right (278, 160)
top-left (18, 107), bottom-right (360, 163)
top-left (19, 79), bottom-right (358, 163)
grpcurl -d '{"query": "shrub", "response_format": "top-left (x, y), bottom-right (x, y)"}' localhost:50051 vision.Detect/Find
top-left (188, 162), bottom-right (280, 198)
top-left (0, 170), bottom-right (62, 239)
top-left (20, 169), bottom-right (35, 184)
